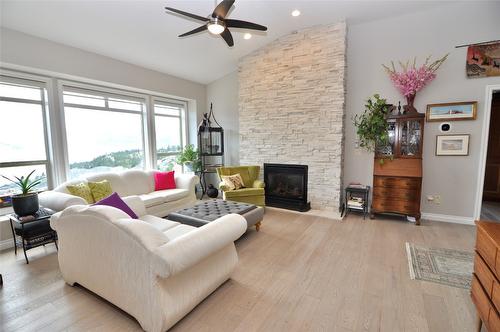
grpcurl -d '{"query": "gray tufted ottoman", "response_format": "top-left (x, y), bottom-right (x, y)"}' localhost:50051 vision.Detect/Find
top-left (167, 199), bottom-right (264, 231)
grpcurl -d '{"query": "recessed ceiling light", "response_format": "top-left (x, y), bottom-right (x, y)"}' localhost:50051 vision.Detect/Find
top-left (244, 33), bottom-right (252, 40)
top-left (291, 9), bottom-right (301, 17)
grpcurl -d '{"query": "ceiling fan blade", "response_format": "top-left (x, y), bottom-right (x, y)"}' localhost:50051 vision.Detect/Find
top-left (220, 28), bottom-right (234, 47)
top-left (212, 0), bottom-right (235, 19)
top-left (165, 7), bottom-right (209, 22)
top-left (224, 19), bottom-right (267, 31)
top-left (178, 25), bottom-right (207, 37)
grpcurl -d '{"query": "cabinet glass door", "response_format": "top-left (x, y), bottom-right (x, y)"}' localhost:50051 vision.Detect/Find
top-left (400, 119), bottom-right (422, 157)
top-left (376, 120), bottom-right (396, 157)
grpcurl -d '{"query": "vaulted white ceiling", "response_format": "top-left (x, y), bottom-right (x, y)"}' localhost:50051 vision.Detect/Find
top-left (0, 1), bottom-right (452, 84)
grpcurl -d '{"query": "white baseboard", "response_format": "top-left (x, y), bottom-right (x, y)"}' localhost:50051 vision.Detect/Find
top-left (0, 238), bottom-right (14, 251)
top-left (421, 212), bottom-right (475, 225)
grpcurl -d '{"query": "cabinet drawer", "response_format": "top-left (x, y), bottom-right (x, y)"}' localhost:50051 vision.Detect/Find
top-left (373, 187), bottom-right (419, 200)
top-left (471, 275), bottom-right (491, 324)
top-left (475, 253), bottom-right (496, 297)
top-left (477, 226), bottom-right (498, 272)
top-left (372, 199), bottom-right (418, 214)
top-left (373, 176), bottom-right (420, 189)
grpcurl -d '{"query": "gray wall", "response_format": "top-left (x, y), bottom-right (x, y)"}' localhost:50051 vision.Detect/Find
top-left (345, 2), bottom-right (500, 219)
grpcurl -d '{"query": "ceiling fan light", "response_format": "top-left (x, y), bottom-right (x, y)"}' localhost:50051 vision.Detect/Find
top-left (207, 22), bottom-right (225, 35)
top-left (291, 9), bottom-right (301, 17)
top-left (244, 33), bottom-right (252, 40)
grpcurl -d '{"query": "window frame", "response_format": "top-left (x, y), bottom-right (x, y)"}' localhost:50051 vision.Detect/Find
top-left (150, 96), bottom-right (188, 169)
top-left (0, 72), bottom-right (55, 196)
top-left (59, 81), bottom-right (149, 179)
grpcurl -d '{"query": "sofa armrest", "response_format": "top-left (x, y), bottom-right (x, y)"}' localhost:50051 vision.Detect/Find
top-left (39, 191), bottom-right (87, 212)
top-left (122, 195), bottom-right (147, 217)
top-left (153, 214), bottom-right (246, 278)
top-left (174, 173), bottom-right (199, 192)
top-left (253, 180), bottom-right (265, 189)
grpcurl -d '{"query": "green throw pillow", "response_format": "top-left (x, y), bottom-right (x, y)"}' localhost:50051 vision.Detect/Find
top-left (66, 182), bottom-right (94, 204)
top-left (88, 180), bottom-right (113, 202)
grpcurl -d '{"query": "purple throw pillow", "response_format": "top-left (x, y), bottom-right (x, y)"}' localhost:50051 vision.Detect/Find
top-left (93, 192), bottom-right (138, 219)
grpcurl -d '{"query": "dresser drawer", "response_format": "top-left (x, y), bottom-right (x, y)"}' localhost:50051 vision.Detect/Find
top-left (475, 253), bottom-right (496, 297)
top-left (477, 226), bottom-right (498, 272)
top-left (373, 176), bottom-right (420, 189)
top-left (372, 199), bottom-right (418, 214)
top-left (373, 187), bottom-right (419, 200)
top-left (472, 275), bottom-right (491, 325)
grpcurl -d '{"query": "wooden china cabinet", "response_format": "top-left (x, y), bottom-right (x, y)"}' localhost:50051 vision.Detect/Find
top-left (371, 108), bottom-right (425, 225)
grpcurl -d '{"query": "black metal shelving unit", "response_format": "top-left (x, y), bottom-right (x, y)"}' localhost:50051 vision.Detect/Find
top-left (197, 103), bottom-right (224, 199)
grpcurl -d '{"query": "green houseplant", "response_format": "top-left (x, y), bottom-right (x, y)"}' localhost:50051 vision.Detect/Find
top-left (2, 170), bottom-right (44, 216)
top-left (176, 144), bottom-right (201, 172)
top-left (353, 94), bottom-right (391, 163)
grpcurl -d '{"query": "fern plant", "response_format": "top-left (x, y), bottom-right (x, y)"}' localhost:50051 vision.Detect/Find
top-left (1, 170), bottom-right (44, 195)
top-left (176, 144), bottom-right (201, 172)
top-left (353, 94), bottom-right (390, 153)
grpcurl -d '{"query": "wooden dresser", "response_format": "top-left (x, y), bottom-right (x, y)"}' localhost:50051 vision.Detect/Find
top-left (472, 221), bottom-right (500, 332)
top-left (371, 110), bottom-right (425, 225)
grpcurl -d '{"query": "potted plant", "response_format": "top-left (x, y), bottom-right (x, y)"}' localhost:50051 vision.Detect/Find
top-left (353, 94), bottom-right (391, 163)
top-left (2, 170), bottom-right (44, 216)
top-left (176, 144), bottom-right (201, 172)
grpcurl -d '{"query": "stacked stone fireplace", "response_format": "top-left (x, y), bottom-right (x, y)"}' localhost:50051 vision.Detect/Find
top-left (238, 22), bottom-right (347, 212)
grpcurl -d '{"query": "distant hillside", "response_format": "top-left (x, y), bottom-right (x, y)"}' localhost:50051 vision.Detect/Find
top-left (70, 149), bottom-right (142, 169)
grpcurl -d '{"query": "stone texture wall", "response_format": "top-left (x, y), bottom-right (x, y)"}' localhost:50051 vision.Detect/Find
top-left (238, 22), bottom-right (347, 211)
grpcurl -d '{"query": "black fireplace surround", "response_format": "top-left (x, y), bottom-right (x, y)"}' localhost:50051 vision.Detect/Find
top-left (264, 163), bottom-right (311, 212)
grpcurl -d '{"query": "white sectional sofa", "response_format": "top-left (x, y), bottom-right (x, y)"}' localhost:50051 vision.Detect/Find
top-left (50, 196), bottom-right (247, 331)
top-left (39, 169), bottom-right (199, 217)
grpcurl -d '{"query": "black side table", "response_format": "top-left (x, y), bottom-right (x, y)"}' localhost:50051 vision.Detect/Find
top-left (9, 207), bottom-right (58, 264)
top-left (344, 185), bottom-right (370, 219)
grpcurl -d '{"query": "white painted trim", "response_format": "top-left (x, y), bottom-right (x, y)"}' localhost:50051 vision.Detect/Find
top-left (474, 84), bottom-right (500, 220)
top-left (0, 238), bottom-right (14, 251)
top-left (421, 212), bottom-right (474, 225)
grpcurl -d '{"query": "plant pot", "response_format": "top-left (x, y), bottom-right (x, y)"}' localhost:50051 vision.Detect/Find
top-left (184, 162), bottom-right (194, 172)
top-left (11, 193), bottom-right (39, 216)
top-left (207, 184), bottom-right (219, 198)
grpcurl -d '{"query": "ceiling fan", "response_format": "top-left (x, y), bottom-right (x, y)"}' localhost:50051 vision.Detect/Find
top-left (165, 0), bottom-right (267, 47)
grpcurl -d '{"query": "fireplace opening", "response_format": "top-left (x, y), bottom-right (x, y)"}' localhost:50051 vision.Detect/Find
top-left (264, 163), bottom-right (311, 212)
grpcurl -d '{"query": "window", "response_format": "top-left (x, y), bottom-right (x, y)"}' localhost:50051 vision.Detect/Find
top-left (0, 76), bottom-right (50, 207)
top-left (153, 99), bottom-right (186, 172)
top-left (62, 86), bottom-right (147, 179)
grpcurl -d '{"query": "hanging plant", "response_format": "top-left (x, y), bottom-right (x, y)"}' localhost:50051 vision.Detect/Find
top-left (353, 94), bottom-right (390, 155)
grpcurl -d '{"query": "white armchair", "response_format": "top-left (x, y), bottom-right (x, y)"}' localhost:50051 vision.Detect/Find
top-left (50, 201), bottom-right (246, 332)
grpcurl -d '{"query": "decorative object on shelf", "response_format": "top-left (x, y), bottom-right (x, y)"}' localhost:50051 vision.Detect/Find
top-left (436, 134), bottom-right (470, 156)
top-left (207, 184), bottom-right (219, 198)
top-left (371, 106), bottom-right (425, 225)
top-left (353, 94), bottom-right (391, 155)
top-left (343, 184), bottom-right (370, 219)
top-left (383, 54), bottom-right (448, 113)
top-left (426, 101), bottom-right (477, 122)
top-left (197, 103), bottom-right (224, 198)
top-left (397, 101), bottom-right (402, 115)
top-left (1, 170), bottom-right (44, 216)
top-left (463, 41), bottom-right (500, 78)
top-left (176, 144), bottom-right (201, 172)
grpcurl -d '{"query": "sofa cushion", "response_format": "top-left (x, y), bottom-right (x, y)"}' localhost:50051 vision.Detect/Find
top-left (154, 171), bottom-right (176, 190)
top-left (88, 180), bottom-right (113, 201)
top-left (94, 192), bottom-right (138, 219)
top-left (139, 215), bottom-right (180, 232)
top-left (119, 170), bottom-right (154, 196)
top-left (163, 224), bottom-right (195, 241)
top-left (139, 189), bottom-right (189, 208)
top-left (66, 182), bottom-right (94, 204)
top-left (224, 187), bottom-right (265, 198)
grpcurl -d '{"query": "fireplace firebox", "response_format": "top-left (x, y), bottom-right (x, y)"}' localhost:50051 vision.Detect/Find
top-left (264, 163), bottom-right (311, 212)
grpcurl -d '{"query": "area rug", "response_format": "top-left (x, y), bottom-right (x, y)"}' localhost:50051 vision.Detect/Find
top-left (405, 242), bottom-right (474, 289)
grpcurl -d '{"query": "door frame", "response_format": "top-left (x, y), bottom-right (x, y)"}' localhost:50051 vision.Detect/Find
top-left (474, 84), bottom-right (500, 220)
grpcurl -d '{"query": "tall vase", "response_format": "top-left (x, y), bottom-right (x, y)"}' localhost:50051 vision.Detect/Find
top-left (404, 93), bottom-right (417, 113)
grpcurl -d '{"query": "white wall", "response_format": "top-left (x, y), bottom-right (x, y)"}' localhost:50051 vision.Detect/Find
top-left (345, 2), bottom-right (500, 220)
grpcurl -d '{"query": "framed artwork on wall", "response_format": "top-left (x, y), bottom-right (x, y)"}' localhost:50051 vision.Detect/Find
top-left (426, 101), bottom-right (477, 122)
top-left (466, 42), bottom-right (500, 78)
top-left (435, 134), bottom-right (470, 156)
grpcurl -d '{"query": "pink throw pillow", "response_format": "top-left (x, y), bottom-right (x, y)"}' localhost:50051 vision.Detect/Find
top-left (154, 171), bottom-right (176, 191)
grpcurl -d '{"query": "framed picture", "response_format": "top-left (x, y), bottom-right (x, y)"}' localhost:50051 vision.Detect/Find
top-left (435, 134), bottom-right (470, 156)
top-left (426, 101), bottom-right (477, 122)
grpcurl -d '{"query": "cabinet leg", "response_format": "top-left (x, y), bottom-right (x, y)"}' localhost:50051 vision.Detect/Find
top-left (255, 221), bottom-right (261, 232)
top-left (416, 213), bottom-right (421, 226)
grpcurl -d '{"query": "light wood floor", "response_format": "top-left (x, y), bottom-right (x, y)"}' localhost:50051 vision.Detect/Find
top-left (1, 210), bottom-right (478, 332)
